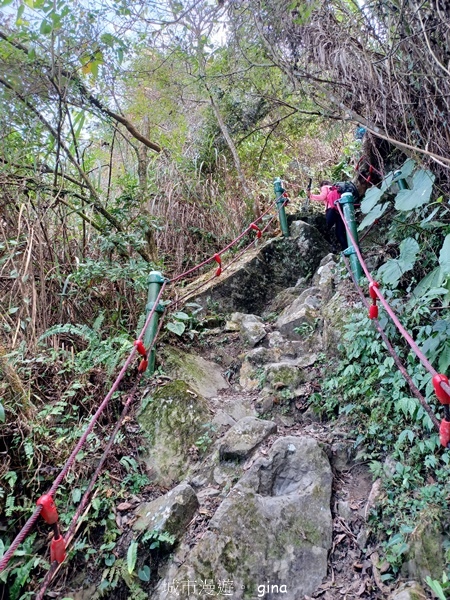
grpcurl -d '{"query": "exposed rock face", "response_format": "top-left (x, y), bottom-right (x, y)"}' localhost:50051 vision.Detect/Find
top-left (183, 221), bottom-right (330, 315)
top-left (161, 347), bottom-right (229, 399)
top-left (218, 416), bottom-right (277, 461)
top-left (133, 483), bottom-right (198, 541)
top-left (138, 380), bottom-right (211, 486)
top-left (153, 436), bottom-right (332, 600)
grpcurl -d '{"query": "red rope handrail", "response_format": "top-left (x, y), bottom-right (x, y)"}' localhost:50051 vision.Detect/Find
top-left (336, 201), bottom-right (450, 401)
top-left (169, 196), bottom-right (283, 284)
top-left (0, 282), bottom-right (167, 574)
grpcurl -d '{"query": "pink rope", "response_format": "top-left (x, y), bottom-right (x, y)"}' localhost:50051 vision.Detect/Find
top-left (336, 202), bottom-right (450, 398)
top-left (170, 198), bottom-right (282, 284)
top-left (342, 254), bottom-right (440, 431)
top-left (0, 282), bottom-right (167, 574)
top-left (0, 508), bottom-right (42, 572)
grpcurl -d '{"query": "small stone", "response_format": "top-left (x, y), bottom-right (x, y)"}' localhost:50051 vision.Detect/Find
top-left (219, 416), bottom-right (277, 461)
top-left (356, 527), bottom-right (368, 550)
top-left (229, 313), bottom-right (267, 347)
top-left (117, 502), bottom-right (133, 512)
top-left (133, 483), bottom-right (199, 540)
top-left (255, 395), bottom-right (274, 415)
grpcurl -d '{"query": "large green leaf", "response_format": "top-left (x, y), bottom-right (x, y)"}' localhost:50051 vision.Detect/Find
top-left (395, 169), bottom-right (435, 211)
top-left (412, 267), bottom-right (444, 299)
top-left (166, 321), bottom-right (185, 336)
top-left (360, 186), bottom-right (383, 214)
top-left (358, 202), bottom-right (390, 231)
top-left (439, 234), bottom-right (450, 274)
top-left (377, 237), bottom-right (419, 286)
top-left (395, 158), bottom-right (415, 181)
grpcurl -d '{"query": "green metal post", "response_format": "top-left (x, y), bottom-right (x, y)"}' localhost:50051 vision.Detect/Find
top-left (393, 169), bottom-right (408, 190)
top-left (340, 192), bottom-right (363, 282)
top-left (274, 177), bottom-right (290, 238)
top-left (144, 271), bottom-right (165, 375)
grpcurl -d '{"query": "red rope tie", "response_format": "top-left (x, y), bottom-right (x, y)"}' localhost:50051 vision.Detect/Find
top-left (368, 281), bottom-right (379, 319)
top-left (250, 223), bottom-right (262, 238)
top-left (134, 339), bottom-right (149, 373)
top-left (36, 495), bottom-right (66, 565)
top-left (214, 253), bottom-right (222, 277)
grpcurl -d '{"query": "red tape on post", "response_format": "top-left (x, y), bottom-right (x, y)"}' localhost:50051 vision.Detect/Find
top-left (37, 495), bottom-right (58, 525)
top-left (433, 374), bottom-right (450, 404)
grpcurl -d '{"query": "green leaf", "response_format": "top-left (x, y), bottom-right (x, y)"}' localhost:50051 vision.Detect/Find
top-left (439, 234), bottom-right (450, 274)
top-left (173, 311), bottom-right (190, 321)
top-left (395, 169), bottom-right (435, 211)
top-left (127, 541), bottom-right (138, 575)
top-left (358, 202), bottom-right (390, 231)
top-left (0, 404), bottom-right (4, 423)
top-left (377, 237), bottom-right (419, 287)
top-left (395, 158), bottom-right (415, 181)
top-left (412, 266), bottom-right (444, 299)
top-left (105, 554), bottom-right (116, 566)
top-left (40, 18), bottom-right (52, 34)
top-left (360, 186), bottom-right (384, 214)
top-left (166, 321), bottom-right (185, 336)
top-left (425, 577), bottom-right (447, 600)
top-left (138, 565), bottom-right (151, 582)
top-left (72, 488), bottom-right (81, 504)
top-left (0, 0), bottom-right (15, 6)
top-left (439, 342), bottom-right (450, 373)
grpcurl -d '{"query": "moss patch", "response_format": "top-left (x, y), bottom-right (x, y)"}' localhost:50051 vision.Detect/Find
top-left (138, 380), bottom-right (210, 486)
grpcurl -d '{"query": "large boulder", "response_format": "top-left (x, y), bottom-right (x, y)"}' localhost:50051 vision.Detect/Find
top-left (181, 221), bottom-right (330, 315)
top-left (138, 380), bottom-right (211, 486)
top-left (153, 436), bottom-right (332, 600)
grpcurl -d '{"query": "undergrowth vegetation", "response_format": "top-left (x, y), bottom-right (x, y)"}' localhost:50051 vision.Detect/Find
top-left (310, 163), bottom-right (450, 591)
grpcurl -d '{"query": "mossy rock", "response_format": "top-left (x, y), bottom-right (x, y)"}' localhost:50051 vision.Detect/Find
top-left (138, 380), bottom-right (210, 486)
top-left (161, 347), bottom-right (229, 399)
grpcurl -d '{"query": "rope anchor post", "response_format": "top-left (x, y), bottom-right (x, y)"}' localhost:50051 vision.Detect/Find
top-left (339, 192), bottom-right (363, 282)
top-left (274, 177), bottom-right (290, 238)
top-left (392, 169), bottom-right (409, 191)
top-left (144, 271), bottom-right (165, 375)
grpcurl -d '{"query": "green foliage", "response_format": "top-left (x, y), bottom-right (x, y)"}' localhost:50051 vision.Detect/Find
top-left (426, 573), bottom-right (450, 600)
top-left (377, 237), bottom-right (419, 287)
top-left (38, 317), bottom-right (132, 376)
top-left (311, 302), bottom-right (450, 574)
top-left (194, 422), bottom-right (217, 453)
top-left (127, 540), bottom-right (138, 575)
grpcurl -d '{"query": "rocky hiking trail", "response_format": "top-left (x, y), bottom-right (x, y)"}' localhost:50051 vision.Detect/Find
top-left (74, 219), bottom-right (426, 600)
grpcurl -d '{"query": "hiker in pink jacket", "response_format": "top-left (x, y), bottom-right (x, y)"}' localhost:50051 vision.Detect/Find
top-left (308, 180), bottom-right (348, 251)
